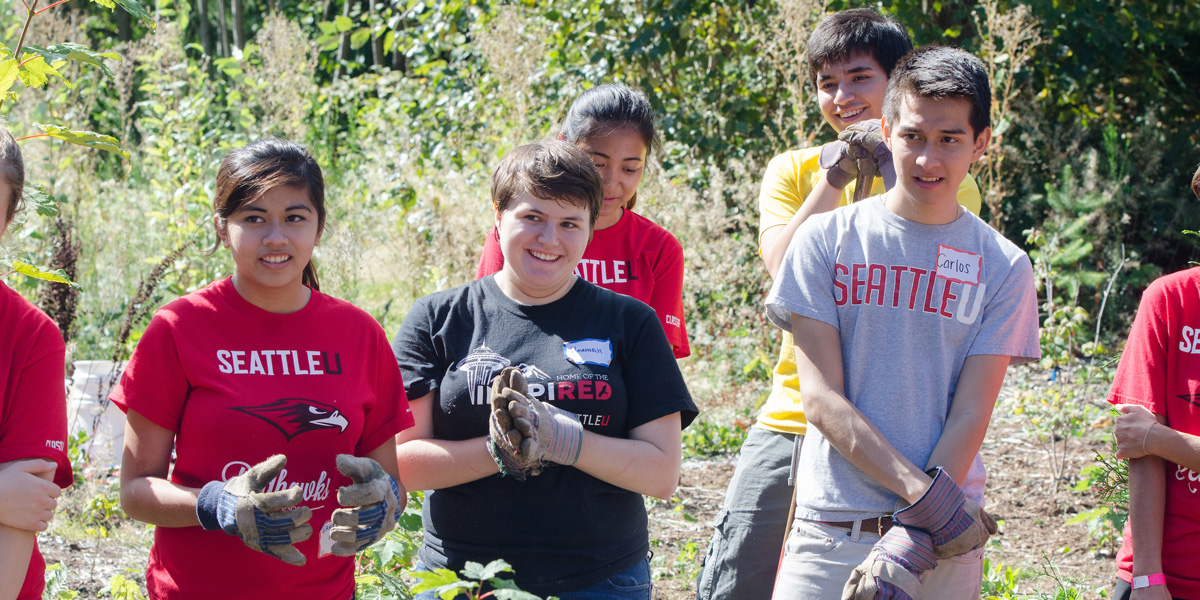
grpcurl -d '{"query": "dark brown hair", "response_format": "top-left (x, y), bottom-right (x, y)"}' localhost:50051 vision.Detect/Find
top-left (559, 83), bottom-right (658, 211)
top-left (883, 46), bottom-right (992, 139)
top-left (806, 8), bottom-right (913, 90)
top-left (491, 140), bottom-right (603, 228)
top-left (0, 127), bottom-right (25, 225)
top-left (213, 139), bottom-right (326, 290)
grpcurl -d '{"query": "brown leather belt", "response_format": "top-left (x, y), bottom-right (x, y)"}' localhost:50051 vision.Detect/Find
top-left (819, 516), bottom-right (894, 537)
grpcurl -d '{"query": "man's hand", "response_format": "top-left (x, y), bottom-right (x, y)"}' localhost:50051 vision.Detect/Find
top-left (819, 119), bottom-right (895, 194)
top-left (1115, 404), bottom-right (1161, 460)
top-left (842, 524), bottom-right (937, 600)
top-left (892, 466), bottom-right (997, 559)
top-left (195, 454), bottom-right (313, 566)
top-left (0, 459), bottom-right (60, 531)
top-left (839, 119), bottom-right (895, 190)
top-left (330, 455), bottom-right (405, 555)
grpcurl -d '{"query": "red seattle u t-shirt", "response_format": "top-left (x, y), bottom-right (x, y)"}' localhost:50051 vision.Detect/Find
top-left (1108, 267), bottom-right (1200, 598)
top-left (111, 278), bottom-right (412, 600)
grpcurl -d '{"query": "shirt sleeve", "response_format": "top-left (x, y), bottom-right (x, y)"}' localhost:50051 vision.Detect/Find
top-left (392, 297), bottom-right (444, 401)
top-left (764, 215), bottom-right (840, 334)
top-left (475, 227), bottom-right (505, 280)
top-left (957, 173), bottom-right (983, 216)
top-left (109, 311), bottom-right (191, 433)
top-left (648, 233), bottom-right (690, 358)
top-left (758, 151), bottom-right (812, 253)
top-left (0, 322), bottom-right (72, 488)
top-left (621, 309), bottom-right (697, 430)
top-left (966, 254), bottom-right (1041, 365)
top-left (357, 321), bottom-right (415, 455)
top-left (1107, 278), bottom-right (1170, 413)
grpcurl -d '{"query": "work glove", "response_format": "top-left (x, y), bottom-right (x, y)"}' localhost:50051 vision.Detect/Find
top-left (196, 454), bottom-right (313, 566)
top-left (842, 524), bottom-right (937, 600)
top-left (329, 454), bottom-right (405, 556)
top-left (819, 119), bottom-right (896, 200)
top-left (892, 466), bottom-right (998, 559)
top-left (487, 366), bottom-right (584, 480)
top-left (488, 367), bottom-right (542, 479)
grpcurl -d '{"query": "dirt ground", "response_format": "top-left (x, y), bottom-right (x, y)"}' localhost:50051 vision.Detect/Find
top-left (40, 365), bottom-right (1118, 599)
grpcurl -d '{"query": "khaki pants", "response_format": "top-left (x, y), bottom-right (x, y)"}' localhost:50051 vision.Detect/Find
top-left (771, 519), bottom-right (984, 600)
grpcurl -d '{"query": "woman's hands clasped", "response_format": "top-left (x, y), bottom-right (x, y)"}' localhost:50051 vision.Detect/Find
top-left (487, 366), bottom-right (584, 480)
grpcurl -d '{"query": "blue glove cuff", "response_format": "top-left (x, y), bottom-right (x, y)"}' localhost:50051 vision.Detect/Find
top-left (196, 480), bottom-right (225, 531)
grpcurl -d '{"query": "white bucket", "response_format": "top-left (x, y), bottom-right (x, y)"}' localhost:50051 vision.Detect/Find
top-left (67, 360), bottom-right (128, 467)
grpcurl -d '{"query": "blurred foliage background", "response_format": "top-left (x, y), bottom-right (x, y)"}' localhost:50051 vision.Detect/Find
top-left (0, 0), bottom-right (1197, 391)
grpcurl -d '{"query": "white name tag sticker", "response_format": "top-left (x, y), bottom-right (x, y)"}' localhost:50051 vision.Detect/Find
top-left (563, 339), bottom-right (613, 367)
top-left (936, 244), bottom-right (982, 286)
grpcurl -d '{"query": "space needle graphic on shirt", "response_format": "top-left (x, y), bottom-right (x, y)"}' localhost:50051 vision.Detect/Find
top-left (455, 344), bottom-right (511, 405)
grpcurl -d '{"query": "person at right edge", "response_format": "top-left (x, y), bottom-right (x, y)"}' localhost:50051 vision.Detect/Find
top-left (696, 9), bottom-right (981, 600)
top-left (765, 45), bottom-right (1039, 599)
top-left (1106, 165), bottom-right (1200, 600)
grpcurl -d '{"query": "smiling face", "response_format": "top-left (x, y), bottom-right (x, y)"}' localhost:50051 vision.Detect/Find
top-left (575, 127), bottom-right (647, 230)
top-left (816, 53), bottom-right (889, 133)
top-left (882, 93), bottom-right (990, 224)
top-left (217, 184), bottom-right (323, 313)
top-left (494, 192), bottom-right (591, 305)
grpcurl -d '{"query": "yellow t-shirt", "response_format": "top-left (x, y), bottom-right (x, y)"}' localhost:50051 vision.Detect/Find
top-left (755, 147), bottom-right (983, 435)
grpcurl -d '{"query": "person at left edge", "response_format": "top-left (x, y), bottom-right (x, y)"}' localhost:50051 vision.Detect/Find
top-left (0, 126), bottom-right (73, 600)
top-left (112, 139), bottom-right (414, 600)
top-left (394, 140), bottom-right (697, 599)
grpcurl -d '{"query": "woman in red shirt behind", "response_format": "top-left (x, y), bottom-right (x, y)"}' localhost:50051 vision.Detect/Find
top-left (475, 84), bottom-right (690, 358)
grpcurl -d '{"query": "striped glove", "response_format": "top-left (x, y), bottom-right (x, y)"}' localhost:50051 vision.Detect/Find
top-left (842, 524), bottom-right (936, 600)
top-left (329, 454), bottom-right (405, 555)
top-left (196, 454), bottom-right (313, 566)
top-left (893, 467), bottom-right (997, 559)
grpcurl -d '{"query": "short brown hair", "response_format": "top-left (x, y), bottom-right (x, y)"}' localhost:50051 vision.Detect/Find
top-left (0, 127), bottom-right (25, 224)
top-left (491, 140), bottom-right (603, 228)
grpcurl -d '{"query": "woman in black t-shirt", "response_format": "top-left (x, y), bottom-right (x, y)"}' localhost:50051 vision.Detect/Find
top-left (393, 140), bottom-right (696, 599)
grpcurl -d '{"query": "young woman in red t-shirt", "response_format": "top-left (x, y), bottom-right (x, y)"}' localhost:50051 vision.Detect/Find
top-left (0, 127), bottom-right (73, 600)
top-left (114, 139), bottom-right (413, 599)
top-left (475, 84), bottom-right (690, 358)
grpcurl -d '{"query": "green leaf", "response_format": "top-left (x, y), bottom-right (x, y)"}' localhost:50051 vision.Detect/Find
top-left (16, 55), bottom-right (66, 89)
top-left (0, 59), bottom-right (19, 97)
top-left (408, 569), bottom-right (460, 593)
top-left (87, 0), bottom-right (116, 9)
top-left (112, 0), bottom-right (157, 29)
top-left (335, 15), bottom-right (354, 32)
top-left (23, 184), bottom-right (58, 217)
top-left (350, 28), bottom-right (372, 50)
top-left (317, 21), bottom-right (338, 35)
top-left (33, 124), bottom-right (130, 159)
top-left (8, 260), bottom-right (80, 289)
top-left (463, 559), bottom-right (511, 581)
top-left (491, 590), bottom-right (544, 600)
top-left (25, 43), bottom-right (120, 79)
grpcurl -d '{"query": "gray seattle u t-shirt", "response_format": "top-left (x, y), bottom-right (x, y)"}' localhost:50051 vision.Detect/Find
top-left (765, 196), bottom-right (1039, 521)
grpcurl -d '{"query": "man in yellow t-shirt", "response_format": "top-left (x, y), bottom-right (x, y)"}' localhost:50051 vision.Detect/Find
top-left (696, 9), bottom-right (982, 600)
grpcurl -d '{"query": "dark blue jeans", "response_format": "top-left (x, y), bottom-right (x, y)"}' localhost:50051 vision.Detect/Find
top-left (413, 555), bottom-right (653, 600)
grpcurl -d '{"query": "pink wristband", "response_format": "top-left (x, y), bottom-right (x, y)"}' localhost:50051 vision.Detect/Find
top-left (1132, 573), bottom-right (1166, 589)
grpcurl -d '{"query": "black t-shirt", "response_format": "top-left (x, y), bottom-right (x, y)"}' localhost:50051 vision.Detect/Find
top-left (393, 276), bottom-right (697, 595)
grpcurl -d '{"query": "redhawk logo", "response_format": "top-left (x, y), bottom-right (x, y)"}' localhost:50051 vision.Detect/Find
top-left (231, 398), bottom-right (349, 441)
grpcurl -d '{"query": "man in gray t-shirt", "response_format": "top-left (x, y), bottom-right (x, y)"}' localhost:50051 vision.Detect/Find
top-left (765, 47), bottom-right (1040, 600)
